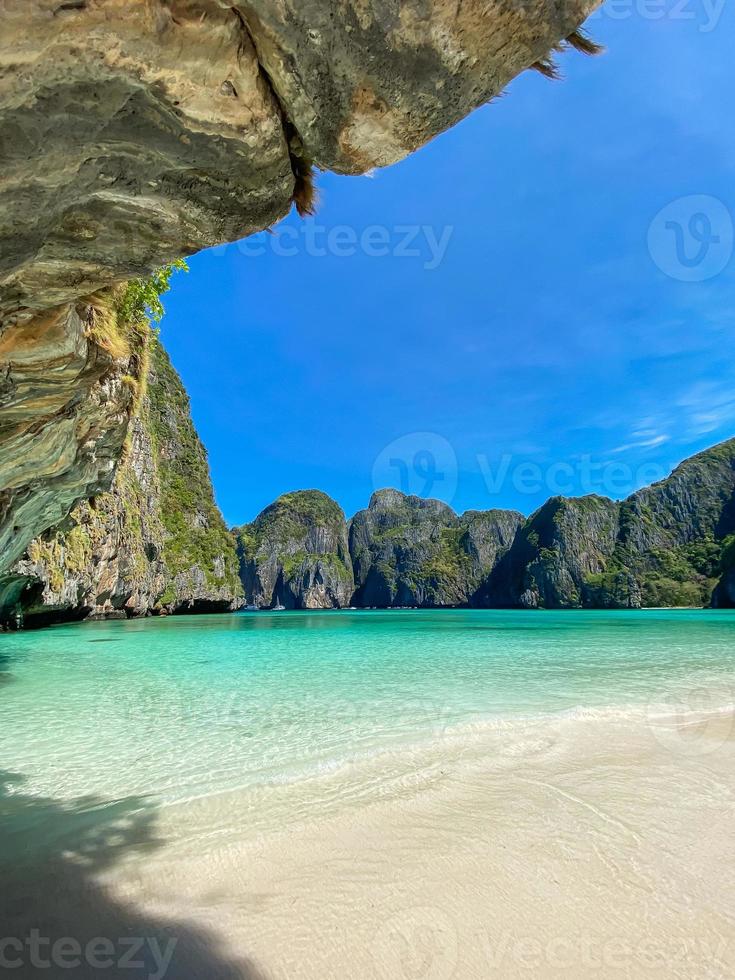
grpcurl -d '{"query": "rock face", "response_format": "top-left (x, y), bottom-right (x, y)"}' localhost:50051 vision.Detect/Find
top-left (143, 336), bottom-right (243, 611)
top-left (237, 1), bottom-right (601, 175)
top-left (0, 300), bottom-right (146, 582)
top-left (4, 434), bottom-right (733, 625)
top-left (233, 439), bottom-right (735, 613)
top-left (0, 1), bottom-right (603, 571)
top-left (349, 489), bottom-right (522, 607)
top-left (0, 0), bottom-right (601, 320)
top-left (612, 439), bottom-right (735, 608)
top-left (0, 1), bottom-right (292, 320)
top-left (236, 491), bottom-right (354, 609)
top-left (3, 336), bottom-right (243, 627)
top-left (486, 439), bottom-right (735, 609)
top-left (483, 495), bottom-right (624, 609)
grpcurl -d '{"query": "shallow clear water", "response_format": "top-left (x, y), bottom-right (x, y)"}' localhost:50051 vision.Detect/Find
top-left (1, 609), bottom-right (734, 805)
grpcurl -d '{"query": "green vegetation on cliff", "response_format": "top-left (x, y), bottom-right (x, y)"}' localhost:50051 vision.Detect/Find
top-left (240, 491), bottom-right (346, 550)
top-left (235, 490), bottom-right (353, 609)
top-left (419, 525), bottom-right (470, 576)
top-left (722, 536), bottom-right (735, 574)
top-left (116, 260), bottom-right (189, 326)
top-left (144, 338), bottom-right (242, 603)
top-left (500, 440), bottom-right (735, 610)
top-left (7, 270), bottom-right (242, 624)
top-left (349, 490), bottom-right (522, 608)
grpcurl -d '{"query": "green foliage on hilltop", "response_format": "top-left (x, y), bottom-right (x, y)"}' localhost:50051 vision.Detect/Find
top-left (235, 490), bottom-right (353, 608)
top-left (146, 337), bottom-right (242, 597)
top-left (268, 491), bottom-right (344, 528)
top-left (240, 491), bottom-right (346, 552)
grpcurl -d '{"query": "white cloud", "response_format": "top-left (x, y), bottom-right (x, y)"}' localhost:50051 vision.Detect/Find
top-left (611, 433), bottom-right (670, 455)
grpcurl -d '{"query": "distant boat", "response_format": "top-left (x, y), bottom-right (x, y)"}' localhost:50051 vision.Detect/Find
top-left (272, 602), bottom-right (285, 612)
top-left (245, 602), bottom-right (259, 612)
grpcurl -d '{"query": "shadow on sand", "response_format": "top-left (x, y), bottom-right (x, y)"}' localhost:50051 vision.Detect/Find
top-left (0, 771), bottom-right (269, 979)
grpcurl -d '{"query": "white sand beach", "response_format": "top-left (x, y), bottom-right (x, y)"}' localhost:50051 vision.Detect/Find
top-left (6, 707), bottom-right (731, 980)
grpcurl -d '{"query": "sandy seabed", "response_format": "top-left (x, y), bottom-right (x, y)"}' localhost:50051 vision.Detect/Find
top-left (3, 708), bottom-right (735, 979)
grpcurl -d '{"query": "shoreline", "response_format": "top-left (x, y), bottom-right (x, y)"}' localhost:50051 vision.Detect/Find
top-left (110, 707), bottom-right (735, 979)
top-left (2, 601), bottom-right (727, 637)
top-left (3, 706), bottom-right (735, 978)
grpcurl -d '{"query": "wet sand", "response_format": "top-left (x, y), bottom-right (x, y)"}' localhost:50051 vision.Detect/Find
top-left (5, 707), bottom-right (731, 979)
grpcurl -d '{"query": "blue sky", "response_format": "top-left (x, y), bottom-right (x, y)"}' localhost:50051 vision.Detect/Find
top-left (160, 3), bottom-right (735, 526)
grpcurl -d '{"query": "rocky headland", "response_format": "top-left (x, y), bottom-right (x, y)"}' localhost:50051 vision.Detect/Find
top-left (238, 438), bottom-right (735, 613)
top-left (3, 334), bottom-right (242, 627)
top-left (235, 491), bottom-right (354, 610)
top-left (4, 434), bottom-right (734, 626)
top-left (10, 1), bottom-right (729, 629)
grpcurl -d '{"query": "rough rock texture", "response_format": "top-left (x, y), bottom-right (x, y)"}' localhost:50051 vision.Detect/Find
top-left (3, 336), bottom-right (243, 627)
top-left (0, 298), bottom-right (146, 577)
top-left (485, 439), bottom-right (735, 609)
top-left (9, 434), bottom-right (733, 625)
top-left (0, 0), bottom-right (292, 319)
top-left (483, 495), bottom-right (623, 609)
top-left (0, 0), bottom-right (603, 574)
top-left (236, 491), bottom-right (354, 609)
top-left (237, 0), bottom-right (601, 175)
top-left (8, 414), bottom-right (168, 627)
top-left (0, 0), bottom-right (601, 320)
top-left (462, 508), bottom-right (528, 593)
top-left (144, 335), bottom-right (242, 610)
top-left (613, 439), bottom-right (735, 608)
top-left (349, 489), bottom-right (522, 607)
top-left (234, 439), bottom-right (735, 613)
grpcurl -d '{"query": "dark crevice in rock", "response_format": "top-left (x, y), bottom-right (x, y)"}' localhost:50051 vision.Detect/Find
top-left (171, 599), bottom-right (238, 616)
top-left (231, 5), bottom-right (316, 218)
top-left (53, 1), bottom-right (87, 14)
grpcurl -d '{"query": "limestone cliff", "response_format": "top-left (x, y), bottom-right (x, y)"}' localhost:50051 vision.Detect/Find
top-left (482, 495), bottom-right (625, 609)
top-left (233, 439), bottom-right (735, 613)
top-left (485, 439), bottom-right (735, 609)
top-left (0, 299), bottom-right (147, 581)
top-left (611, 439), bottom-right (735, 607)
top-left (7, 435), bottom-right (733, 625)
top-left (349, 489), bottom-right (522, 607)
top-left (0, 1), bottom-right (603, 570)
top-left (236, 491), bottom-right (354, 609)
top-left (4, 336), bottom-right (242, 627)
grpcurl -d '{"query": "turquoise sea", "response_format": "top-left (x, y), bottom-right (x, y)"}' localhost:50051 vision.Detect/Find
top-left (2, 609), bottom-right (735, 808)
